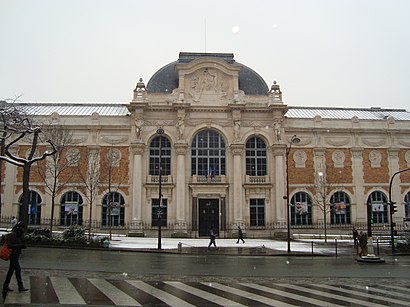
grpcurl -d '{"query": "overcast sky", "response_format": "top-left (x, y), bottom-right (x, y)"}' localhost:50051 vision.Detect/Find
top-left (1, 0), bottom-right (409, 110)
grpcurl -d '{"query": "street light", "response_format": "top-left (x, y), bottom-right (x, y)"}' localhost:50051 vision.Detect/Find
top-left (388, 167), bottom-right (410, 255)
top-left (284, 135), bottom-right (300, 253)
top-left (156, 127), bottom-right (164, 250)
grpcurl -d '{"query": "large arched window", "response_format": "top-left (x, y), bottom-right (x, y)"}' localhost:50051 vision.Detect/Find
top-left (404, 191), bottom-right (410, 219)
top-left (367, 191), bottom-right (388, 224)
top-left (291, 192), bottom-right (312, 225)
top-left (19, 191), bottom-right (42, 225)
top-left (149, 136), bottom-right (171, 176)
top-left (191, 130), bottom-right (226, 176)
top-left (102, 192), bottom-right (125, 227)
top-left (246, 137), bottom-right (267, 176)
top-left (60, 191), bottom-right (83, 226)
top-left (330, 191), bottom-right (351, 224)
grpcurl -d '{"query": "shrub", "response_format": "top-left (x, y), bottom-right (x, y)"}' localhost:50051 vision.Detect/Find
top-left (25, 227), bottom-right (53, 242)
top-left (62, 226), bottom-right (87, 243)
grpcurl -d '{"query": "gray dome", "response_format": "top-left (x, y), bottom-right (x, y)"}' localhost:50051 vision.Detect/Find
top-left (146, 53), bottom-right (269, 95)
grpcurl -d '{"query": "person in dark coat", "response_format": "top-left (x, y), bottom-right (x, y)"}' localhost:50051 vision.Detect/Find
top-left (236, 226), bottom-right (245, 244)
top-left (352, 227), bottom-right (359, 248)
top-left (2, 221), bottom-right (28, 293)
top-left (208, 228), bottom-right (217, 249)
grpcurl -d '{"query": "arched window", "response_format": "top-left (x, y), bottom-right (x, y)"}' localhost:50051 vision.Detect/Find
top-left (404, 191), bottom-right (410, 219)
top-left (191, 130), bottom-right (226, 176)
top-left (149, 136), bottom-right (171, 176)
top-left (246, 137), bottom-right (267, 176)
top-left (291, 192), bottom-right (312, 225)
top-left (367, 191), bottom-right (388, 224)
top-left (330, 191), bottom-right (351, 224)
top-left (60, 191), bottom-right (83, 226)
top-left (19, 191), bottom-right (42, 225)
top-left (102, 192), bottom-right (125, 227)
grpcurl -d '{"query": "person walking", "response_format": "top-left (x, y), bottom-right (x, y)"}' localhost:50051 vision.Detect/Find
top-left (208, 228), bottom-right (217, 249)
top-left (236, 226), bottom-right (245, 244)
top-left (352, 227), bottom-right (359, 248)
top-left (2, 221), bottom-right (28, 293)
top-left (9, 216), bottom-right (17, 232)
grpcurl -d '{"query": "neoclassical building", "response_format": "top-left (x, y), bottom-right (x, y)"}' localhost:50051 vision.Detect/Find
top-left (1, 52), bottom-right (410, 238)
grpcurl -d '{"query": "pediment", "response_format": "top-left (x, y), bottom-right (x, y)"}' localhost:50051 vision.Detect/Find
top-left (176, 58), bottom-right (241, 105)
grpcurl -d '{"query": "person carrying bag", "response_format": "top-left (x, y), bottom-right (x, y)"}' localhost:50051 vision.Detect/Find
top-left (2, 221), bottom-right (28, 293)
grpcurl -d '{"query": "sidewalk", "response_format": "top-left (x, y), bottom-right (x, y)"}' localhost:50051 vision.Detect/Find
top-left (1, 228), bottom-right (355, 256)
top-left (107, 236), bottom-right (354, 256)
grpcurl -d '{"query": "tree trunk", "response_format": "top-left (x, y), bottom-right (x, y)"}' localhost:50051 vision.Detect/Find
top-left (50, 196), bottom-right (55, 234)
top-left (20, 164), bottom-right (31, 227)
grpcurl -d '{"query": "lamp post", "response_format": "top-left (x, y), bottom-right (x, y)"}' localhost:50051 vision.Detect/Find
top-left (156, 127), bottom-right (164, 250)
top-left (284, 135), bottom-right (300, 253)
top-left (388, 167), bottom-right (410, 255)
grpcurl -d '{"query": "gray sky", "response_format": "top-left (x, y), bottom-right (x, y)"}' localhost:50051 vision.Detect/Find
top-left (1, 0), bottom-right (409, 110)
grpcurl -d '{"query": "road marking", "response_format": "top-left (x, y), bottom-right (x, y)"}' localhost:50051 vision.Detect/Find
top-left (89, 278), bottom-right (141, 306)
top-left (278, 283), bottom-right (387, 307)
top-left (206, 282), bottom-right (297, 307)
top-left (315, 283), bottom-right (410, 306)
top-left (127, 280), bottom-right (195, 307)
top-left (242, 282), bottom-right (346, 307)
top-left (165, 281), bottom-right (246, 307)
top-left (49, 276), bottom-right (86, 305)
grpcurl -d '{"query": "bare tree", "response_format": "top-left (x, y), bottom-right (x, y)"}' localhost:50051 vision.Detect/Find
top-left (100, 147), bottom-right (128, 240)
top-left (34, 124), bottom-right (79, 233)
top-left (76, 148), bottom-right (101, 240)
top-left (312, 171), bottom-right (344, 243)
top-left (0, 101), bottom-right (57, 226)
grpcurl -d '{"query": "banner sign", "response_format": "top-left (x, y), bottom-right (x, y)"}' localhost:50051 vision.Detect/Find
top-left (295, 202), bottom-right (308, 215)
top-left (334, 202), bottom-right (346, 215)
top-left (372, 202), bottom-right (384, 212)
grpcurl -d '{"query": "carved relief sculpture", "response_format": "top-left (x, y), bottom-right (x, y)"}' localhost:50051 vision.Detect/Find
top-left (293, 150), bottom-right (307, 168)
top-left (369, 150), bottom-right (382, 168)
top-left (332, 150), bottom-right (345, 168)
top-left (273, 120), bottom-right (282, 141)
top-left (134, 118), bottom-right (144, 139)
top-left (176, 114), bottom-right (185, 140)
top-left (233, 119), bottom-right (241, 142)
top-left (188, 68), bottom-right (231, 102)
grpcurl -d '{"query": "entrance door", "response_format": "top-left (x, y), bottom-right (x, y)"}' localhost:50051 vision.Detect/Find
top-left (199, 199), bottom-right (219, 237)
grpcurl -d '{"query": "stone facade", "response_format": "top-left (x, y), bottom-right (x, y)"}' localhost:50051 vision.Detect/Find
top-left (1, 52), bottom-right (409, 238)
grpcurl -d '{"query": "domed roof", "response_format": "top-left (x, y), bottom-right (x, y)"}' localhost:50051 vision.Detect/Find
top-left (146, 52), bottom-right (269, 95)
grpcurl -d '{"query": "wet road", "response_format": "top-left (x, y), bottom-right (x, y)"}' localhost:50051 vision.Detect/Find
top-left (1, 247), bottom-right (409, 279)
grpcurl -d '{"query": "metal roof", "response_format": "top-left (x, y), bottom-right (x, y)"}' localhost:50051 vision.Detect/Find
top-left (287, 106), bottom-right (410, 121)
top-left (16, 102), bottom-right (130, 116)
top-left (5, 102), bottom-right (410, 121)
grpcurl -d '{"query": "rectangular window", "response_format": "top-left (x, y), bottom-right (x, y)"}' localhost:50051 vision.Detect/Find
top-left (152, 199), bottom-right (168, 227)
top-left (250, 199), bottom-right (265, 227)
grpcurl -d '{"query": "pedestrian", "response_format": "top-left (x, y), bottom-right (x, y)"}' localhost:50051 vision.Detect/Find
top-left (352, 227), bottom-right (359, 248)
top-left (2, 221), bottom-right (28, 293)
top-left (236, 226), bottom-right (245, 244)
top-left (208, 228), bottom-right (217, 249)
top-left (358, 231), bottom-right (368, 257)
top-left (10, 216), bottom-right (17, 231)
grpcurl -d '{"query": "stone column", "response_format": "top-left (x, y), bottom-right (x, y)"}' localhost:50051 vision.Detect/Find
top-left (130, 143), bottom-right (145, 230)
top-left (3, 147), bottom-right (18, 216)
top-left (388, 148), bottom-right (401, 216)
top-left (230, 144), bottom-right (244, 225)
top-left (352, 148), bottom-right (365, 223)
top-left (174, 142), bottom-right (188, 231)
top-left (272, 145), bottom-right (287, 226)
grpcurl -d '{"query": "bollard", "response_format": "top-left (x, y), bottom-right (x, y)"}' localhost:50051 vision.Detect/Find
top-left (261, 244), bottom-right (265, 253)
top-left (335, 239), bottom-right (338, 257)
top-left (178, 242), bottom-right (182, 252)
top-left (376, 238), bottom-right (379, 256)
top-left (311, 241), bottom-right (314, 254)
